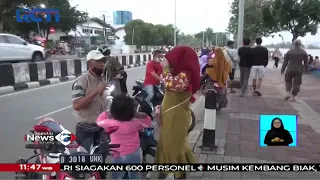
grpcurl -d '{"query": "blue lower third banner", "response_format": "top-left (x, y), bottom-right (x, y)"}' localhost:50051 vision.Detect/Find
top-left (60, 164), bottom-right (319, 172)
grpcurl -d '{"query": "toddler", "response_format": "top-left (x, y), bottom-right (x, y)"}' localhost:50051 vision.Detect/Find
top-left (97, 94), bottom-right (151, 179)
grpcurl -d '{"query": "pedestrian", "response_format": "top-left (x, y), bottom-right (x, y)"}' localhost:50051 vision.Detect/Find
top-left (281, 39), bottom-right (308, 102)
top-left (223, 40), bottom-right (239, 93)
top-left (96, 94), bottom-right (151, 179)
top-left (251, 37), bottom-right (269, 96)
top-left (72, 50), bottom-right (109, 178)
top-left (101, 46), bottom-right (125, 96)
top-left (206, 47), bottom-right (231, 108)
top-left (273, 48), bottom-right (282, 68)
top-left (156, 46), bottom-right (200, 179)
top-left (238, 38), bottom-right (254, 97)
top-left (72, 50), bottom-right (108, 152)
top-left (143, 50), bottom-right (164, 102)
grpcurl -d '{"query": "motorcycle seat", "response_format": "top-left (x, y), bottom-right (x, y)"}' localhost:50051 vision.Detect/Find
top-left (136, 79), bottom-right (144, 86)
top-left (39, 121), bottom-right (65, 133)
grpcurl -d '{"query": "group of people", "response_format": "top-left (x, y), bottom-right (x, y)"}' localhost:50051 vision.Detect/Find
top-left (199, 37), bottom-right (310, 102)
top-left (72, 46), bottom-right (201, 179)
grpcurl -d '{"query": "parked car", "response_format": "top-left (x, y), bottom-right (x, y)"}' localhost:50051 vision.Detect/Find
top-left (0, 33), bottom-right (45, 62)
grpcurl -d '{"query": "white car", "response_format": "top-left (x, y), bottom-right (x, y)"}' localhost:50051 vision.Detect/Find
top-left (0, 33), bottom-right (45, 62)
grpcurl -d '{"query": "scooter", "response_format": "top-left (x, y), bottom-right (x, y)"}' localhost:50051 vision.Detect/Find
top-left (132, 80), bottom-right (196, 133)
top-left (15, 118), bottom-right (120, 180)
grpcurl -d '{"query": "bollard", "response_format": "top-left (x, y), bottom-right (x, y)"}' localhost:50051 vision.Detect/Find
top-left (200, 89), bottom-right (217, 150)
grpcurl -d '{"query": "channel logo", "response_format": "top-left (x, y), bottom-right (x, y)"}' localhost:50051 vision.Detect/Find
top-left (55, 130), bottom-right (77, 146)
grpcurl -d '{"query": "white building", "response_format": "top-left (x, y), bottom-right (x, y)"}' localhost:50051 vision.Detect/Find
top-left (48, 19), bottom-right (133, 53)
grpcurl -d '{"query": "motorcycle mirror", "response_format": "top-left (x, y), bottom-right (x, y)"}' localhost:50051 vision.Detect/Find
top-left (108, 85), bottom-right (115, 92)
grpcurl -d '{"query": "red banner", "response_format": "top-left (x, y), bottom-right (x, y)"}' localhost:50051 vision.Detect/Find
top-left (0, 164), bottom-right (60, 172)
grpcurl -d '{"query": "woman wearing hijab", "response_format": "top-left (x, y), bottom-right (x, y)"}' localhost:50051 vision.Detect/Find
top-left (264, 118), bottom-right (293, 146)
top-left (205, 47), bottom-right (231, 108)
top-left (155, 46), bottom-right (200, 179)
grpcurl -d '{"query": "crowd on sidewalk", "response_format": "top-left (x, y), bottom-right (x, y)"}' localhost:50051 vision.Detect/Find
top-left (200, 37), bottom-right (310, 102)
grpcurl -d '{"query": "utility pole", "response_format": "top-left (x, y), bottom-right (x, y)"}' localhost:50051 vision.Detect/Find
top-left (215, 33), bottom-right (218, 46)
top-left (102, 14), bottom-right (107, 44)
top-left (236, 0), bottom-right (245, 48)
top-left (173, 0), bottom-right (177, 46)
top-left (202, 31), bottom-right (205, 47)
top-left (132, 28), bottom-right (135, 45)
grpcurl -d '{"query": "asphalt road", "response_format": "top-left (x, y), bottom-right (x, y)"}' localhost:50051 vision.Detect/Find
top-left (0, 66), bottom-right (204, 179)
top-left (47, 55), bottom-right (79, 61)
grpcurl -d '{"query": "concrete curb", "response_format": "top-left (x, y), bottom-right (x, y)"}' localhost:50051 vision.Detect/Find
top-left (0, 62), bottom-right (148, 95)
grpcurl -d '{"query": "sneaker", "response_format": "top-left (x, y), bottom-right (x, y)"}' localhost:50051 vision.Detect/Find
top-left (255, 90), bottom-right (262, 96)
top-left (240, 92), bottom-right (244, 97)
top-left (229, 89), bottom-right (236, 93)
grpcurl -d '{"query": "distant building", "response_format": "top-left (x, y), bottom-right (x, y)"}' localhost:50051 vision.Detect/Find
top-left (113, 11), bottom-right (132, 25)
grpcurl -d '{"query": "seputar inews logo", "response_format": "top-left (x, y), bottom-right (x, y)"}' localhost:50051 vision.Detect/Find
top-left (25, 129), bottom-right (76, 146)
top-left (24, 132), bottom-right (55, 144)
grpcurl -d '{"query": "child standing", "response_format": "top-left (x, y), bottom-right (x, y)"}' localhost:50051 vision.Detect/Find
top-left (96, 94), bottom-right (151, 179)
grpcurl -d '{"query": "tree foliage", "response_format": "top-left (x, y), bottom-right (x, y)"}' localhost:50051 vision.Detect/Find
top-left (227, 0), bottom-right (274, 41)
top-left (124, 19), bottom-right (176, 46)
top-left (0, 0), bottom-right (88, 39)
top-left (228, 0), bottom-right (320, 42)
top-left (194, 28), bottom-right (229, 46)
top-left (263, 0), bottom-right (320, 41)
top-left (124, 21), bottom-right (229, 47)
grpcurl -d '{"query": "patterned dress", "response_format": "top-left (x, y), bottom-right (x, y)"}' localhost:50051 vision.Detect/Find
top-left (155, 66), bottom-right (195, 178)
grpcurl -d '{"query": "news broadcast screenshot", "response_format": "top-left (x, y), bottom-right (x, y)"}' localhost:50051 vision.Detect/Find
top-left (1, 9), bottom-right (320, 179)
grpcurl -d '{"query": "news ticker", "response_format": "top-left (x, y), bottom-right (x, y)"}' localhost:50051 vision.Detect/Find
top-left (1, 163), bottom-right (320, 172)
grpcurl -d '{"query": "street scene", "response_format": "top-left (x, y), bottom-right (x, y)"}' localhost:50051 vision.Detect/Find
top-left (1, 0), bottom-right (320, 179)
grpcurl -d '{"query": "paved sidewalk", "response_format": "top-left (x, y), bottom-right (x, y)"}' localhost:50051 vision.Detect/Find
top-left (189, 65), bottom-right (320, 179)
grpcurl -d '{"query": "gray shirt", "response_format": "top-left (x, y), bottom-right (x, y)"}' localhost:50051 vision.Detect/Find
top-left (281, 47), bottom-right (308, 73)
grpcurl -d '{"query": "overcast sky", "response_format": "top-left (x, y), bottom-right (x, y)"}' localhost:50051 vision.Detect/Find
top-left (70, 0), bottom-right (320, 45)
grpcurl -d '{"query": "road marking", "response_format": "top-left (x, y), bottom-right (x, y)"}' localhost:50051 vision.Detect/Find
top-left (0, 65), bottom-right (145, 99)
top-left (34, 105), bottom-right (72, 120)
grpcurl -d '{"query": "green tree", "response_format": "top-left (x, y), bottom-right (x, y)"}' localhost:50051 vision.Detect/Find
top-left (124, 19), bottom-right (147, 46)
top-left (227, 0), bottom-right (274, 41)
top-left (178, 33), bottom-right (202, 46)
top-left (263, 0), bottom-right (320, 41)
top-left (195, 28), bottom-right (229, 46)
top-left (124, 20), bottom-right (176, 46)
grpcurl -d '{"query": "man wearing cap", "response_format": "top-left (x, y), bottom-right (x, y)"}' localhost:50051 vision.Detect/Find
top-left (281, 39), bottom-right (308, 102)
top-left (72, 50), bottom-right (108, 152)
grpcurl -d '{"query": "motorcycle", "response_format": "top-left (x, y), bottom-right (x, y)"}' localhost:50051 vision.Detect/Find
top-left (15, 118), bottom-right (120, 180)
top-left (132, 80), bottom-right (196, 133)
top-left (200, 75), bottom-right (208, 95)
top-left (200, 76), bottom-right (228, 111)
top-left (45, 49), bottom-right (51, 59)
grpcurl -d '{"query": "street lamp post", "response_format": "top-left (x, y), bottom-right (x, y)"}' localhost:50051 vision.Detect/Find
top-left (37, 4), bottom-right (46, 36)
top-left (236, 0), bottom-right (245, 48)
top-left (173, 0), bottom-right (177, 46)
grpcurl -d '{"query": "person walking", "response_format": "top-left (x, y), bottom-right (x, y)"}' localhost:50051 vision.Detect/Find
top-left (223, 40), bottom-right (239, 93)
top-left (281, 39), bottom-right (308, 102)
top-left (251, 37), bottom-right (269, 96)
top-left (273, 48), bottom-right (282, 68)
top-left (238, 38), bottom-right (254, 97)
top-left (155, 46), bottom-right (200, 179)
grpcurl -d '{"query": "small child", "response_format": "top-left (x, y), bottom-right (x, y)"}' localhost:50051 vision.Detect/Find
top-left (96, 94), bottom-right (151, 179)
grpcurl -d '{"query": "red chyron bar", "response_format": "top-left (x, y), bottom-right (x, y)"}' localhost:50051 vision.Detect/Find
top-left (60, 164), bottom-right (320, 172)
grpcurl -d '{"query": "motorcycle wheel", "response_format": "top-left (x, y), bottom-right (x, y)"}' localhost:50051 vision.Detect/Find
top-left (188, 109), bottom-right (196, 133)
top-left (200, 83), bottom-right (207, 95)
top-left (141, 148), bottom-right (156, 179)
top-left (46, 51), bottom-right (51, 58)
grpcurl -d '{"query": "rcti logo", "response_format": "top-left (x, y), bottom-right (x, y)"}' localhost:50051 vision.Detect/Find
top-left (24, 132), bottom-right (55, 144)
top-left (16, 8), bottom-right (60, 23)
top-left (55, 130), bottom-right (77, 146)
